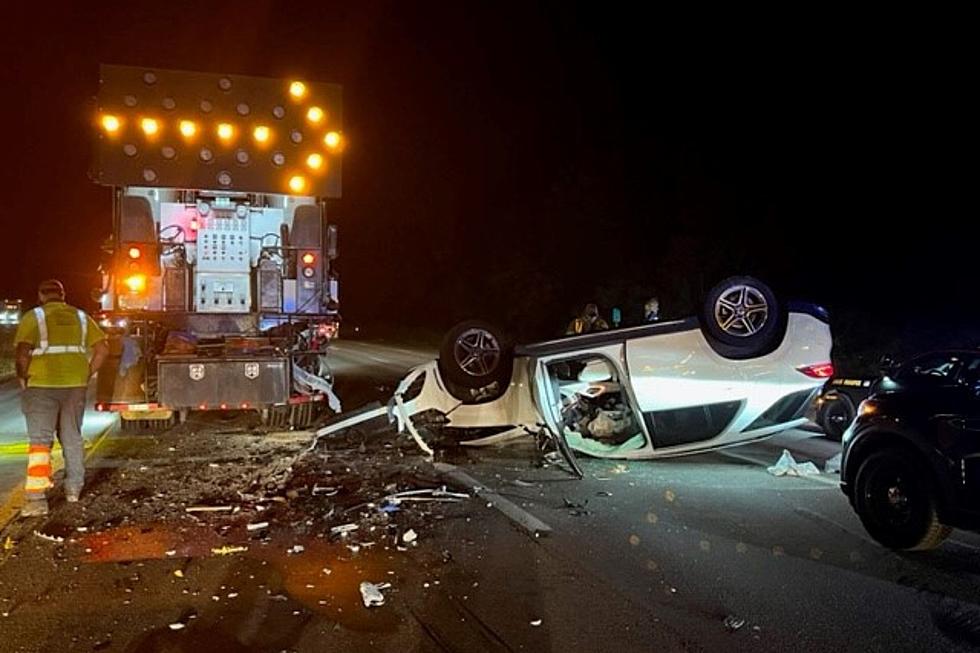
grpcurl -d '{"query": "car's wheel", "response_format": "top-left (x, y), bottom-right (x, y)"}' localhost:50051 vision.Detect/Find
top-left (853, 449), bottom-right (952, 550)
top-left (701, 276), bottom-right (783, 357)
top-left (818, 393), bottom-right (855, 441)
top-left (438, 320), bottom-right (513, 403)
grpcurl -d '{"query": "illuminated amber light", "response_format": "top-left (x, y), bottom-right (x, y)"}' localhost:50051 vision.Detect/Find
top-left (288, 175), bottom-right (307, 193)
top-left (124, 274), bottom-right (147, 293)
top-left (302, 253), bottom-right (315, 265)
top-left (323, 131), bottom-right (341, 149)
top-left (253, 125), bottom-right (270, 143)
top-left (127, 247), bottom-right (141, 259)
top-left (289, 81), bottom-right (307, 99)
top-left (140, 118), bottom-right (159, 136)
top-left (305, 153), bottom-right (323, 170)
top-left (217, 123), bottom-right (234, 141)
top-left (179, 120), bottom-right (197, 138)
top-left (101, 115), bottom-right (121, 133)
top-left (306, 106), bottom-right (324, 123)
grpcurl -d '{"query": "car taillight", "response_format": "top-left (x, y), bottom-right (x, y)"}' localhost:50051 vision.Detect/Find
top-left (797, 363), bottom-right (834, 378)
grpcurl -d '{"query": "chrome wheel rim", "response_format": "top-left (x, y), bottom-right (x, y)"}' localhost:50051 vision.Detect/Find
top-left (453, 328), bottom-right (501, 377)
top-left (714, 285), bottom-right (769, 337)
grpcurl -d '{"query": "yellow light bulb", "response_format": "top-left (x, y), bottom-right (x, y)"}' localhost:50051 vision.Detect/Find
top-left (323, 131), bottom-right (341, 149)
top-left (140, 118), bottom-right (159, 136)
top-left (253, 125), bottom-right (270, 143)
top-left (288, 175), bottom-right (307, 193)
top-left (289, 81), bottom-right (307, 99)
top-left (179, 120), bottom-right (197, 138)
top-left (306, 153), bottom-right (324, 170)
top-left (306, 106), bottom-right (324, 123)
top-left (217, 123), bottom-right (234, 141)
top-left (101, 115), bottom-right (121, 133)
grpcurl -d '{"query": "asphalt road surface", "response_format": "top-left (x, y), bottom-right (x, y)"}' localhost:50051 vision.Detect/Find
top-left (0, 338), bottom-right (978, 652)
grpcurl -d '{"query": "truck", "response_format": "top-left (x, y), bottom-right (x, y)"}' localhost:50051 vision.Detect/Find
top-left (90, 65), bottom-right (343, 430)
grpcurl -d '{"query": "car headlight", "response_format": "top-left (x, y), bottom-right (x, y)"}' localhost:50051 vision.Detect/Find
top-left (856, 399), bottom-right (877, 417)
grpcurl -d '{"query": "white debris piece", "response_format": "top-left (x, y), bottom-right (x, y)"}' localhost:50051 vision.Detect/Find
top-left (287, 545), bottom-right (305, 555)
top-left (359, 581), bottom-right (391, 608)
top-left (330, 523), bottom-right (359, 536)
top-left (33, 531), bottom-right (65, 544)
top-left (246, 522), bottom-right (269, 532)
top-left (402, 529), bottom-right (418, 544)
top-left (168, 622), bottom-right (186, 631)
top-left (824, 451), bottom-right (843, 474)
top-left (767, 449), bottom-right (820, 477)
top-left (531, 619), bottom-right (543, 627)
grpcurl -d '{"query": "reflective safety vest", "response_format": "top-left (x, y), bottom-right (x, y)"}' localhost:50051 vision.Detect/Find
top-left (30, 306), bottom-right (88, 357)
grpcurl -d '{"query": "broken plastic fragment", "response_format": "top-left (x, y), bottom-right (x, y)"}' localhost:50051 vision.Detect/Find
top-left (33, 531), bottom-right (65, 544)
top-left (402, 529), bottom-right (418, 544)
top-left (531, 619), bottom-right (542, 627)
top-left (359, 581), bottom-right (391, 608)
top-left (185, 505), bottom-right (234, 513)
top-left (287, 544), bottom-right (305, 555)
top-left (3, 537), bottom-right (13, 551)
top-left (173, 570), bottom-right (184, 578)
top-left (330, 523), bottom-right (359, 536)
top-left (767, 450), bottom-right (820, 477)
top-left (165, 550), bottom-right (177, 557)
top-left (168, 623), bottom-right (185, 631)
top-left (723, 615), bottom-right (746, 632)
top-left (824, 451), bottom-right (842, 474)
top-left (246, 522), bottom-right (269, 532)
top-left (211, 545), bottom-right (248, 556)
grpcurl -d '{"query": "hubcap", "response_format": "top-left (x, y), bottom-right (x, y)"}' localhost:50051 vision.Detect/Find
top-left (453, 328), bottom-right (501, 377)
top-left (714, 285), bottom-right (769, 337)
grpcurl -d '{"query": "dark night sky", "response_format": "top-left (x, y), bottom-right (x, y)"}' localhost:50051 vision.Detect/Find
top-left (1, 3), bottom-right (974, 344)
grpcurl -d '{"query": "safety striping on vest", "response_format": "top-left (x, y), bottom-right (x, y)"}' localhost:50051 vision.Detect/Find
top-left (31, 307), bottom-right (88, 357)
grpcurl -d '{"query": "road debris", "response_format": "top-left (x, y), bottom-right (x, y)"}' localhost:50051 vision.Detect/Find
top-left (33, 531), bottom-right (65, 544)
top-left (287, 544), bottom-right (305, 555)
top-left (330, 523), bottom-right (359, 536)
top-left (402, 529), bottom-right (418, 544)
top-left (724, 615), bottom-right (746, 632)
top-left (246, 522), bottom-right (270, 532)
top-left (767, 449), bottom-right (820, 477)
top-left (185, 505), bottom-right (234, 513)
top-left (3, 537), bottom-right (13, 551)
top-left (173, 570), bottom-right (184, 578)
top-left (312, 484), bottom-right (339, 496)
top-left (359, 581), bottom-right (391, 608)
top-left (211, 545), bottom-right (248, 556)
top-left (168, 623), bottom-right (186, 631)
top-left (531, 619), bottom-right (543, 627)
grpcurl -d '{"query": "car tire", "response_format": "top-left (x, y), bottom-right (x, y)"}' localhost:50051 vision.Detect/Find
top-left (701, 276), bottom-right (784, 358)
top-left (818, 393), bottom-right (855, 441)
top-left (438, 320), bottom-right (513, 404)
top-left (853, 449), bottom-right (952, 550)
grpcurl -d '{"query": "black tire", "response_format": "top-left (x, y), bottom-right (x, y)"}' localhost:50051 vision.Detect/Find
top-left (853, 449), bottom-right (952, 550)
top-left (818, 393), bottom-right (855, 441)
top-left (701, 276), bottom-right (783, 358)
top-left (438, 320), bottom-right (513, 403)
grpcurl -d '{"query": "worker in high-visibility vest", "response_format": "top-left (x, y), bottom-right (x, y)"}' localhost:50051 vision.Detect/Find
top-left (14, 279), bottom-right (108, 517)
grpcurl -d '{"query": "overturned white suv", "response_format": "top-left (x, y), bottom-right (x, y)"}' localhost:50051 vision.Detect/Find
top-left (384, 277), bottom-right (833, 465)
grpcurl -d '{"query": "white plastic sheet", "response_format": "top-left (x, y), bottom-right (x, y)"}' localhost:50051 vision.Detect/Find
top-left (767, 449), bottom-right (820, 477)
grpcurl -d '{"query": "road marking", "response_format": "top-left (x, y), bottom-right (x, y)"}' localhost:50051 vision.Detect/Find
top-left (0, 418), bottom-right (116, 534)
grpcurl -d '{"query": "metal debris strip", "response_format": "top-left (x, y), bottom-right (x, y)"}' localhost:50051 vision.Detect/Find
top-left (330, 523), bottom-right (359, 536)
top-left (185, 505), bottom-right (234, 513)
top-left (246, 522), bottom-right (269, 532)
top-left (306, 402), bottom-right (388, 452)
top-left (359, 581), bottom-right (391, 608)
top-left (434, 462), bottom-right (552, 537)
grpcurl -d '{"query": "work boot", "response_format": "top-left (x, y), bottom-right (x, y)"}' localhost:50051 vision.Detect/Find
top-left (21, 500), bottom-right (49, 518)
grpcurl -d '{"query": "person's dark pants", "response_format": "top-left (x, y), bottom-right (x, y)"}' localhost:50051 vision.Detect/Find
top-left (21, 387), bottom-right (87, 503)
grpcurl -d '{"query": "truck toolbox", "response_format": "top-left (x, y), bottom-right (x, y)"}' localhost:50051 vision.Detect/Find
top-left (157, 356), bottom-right (289, 408)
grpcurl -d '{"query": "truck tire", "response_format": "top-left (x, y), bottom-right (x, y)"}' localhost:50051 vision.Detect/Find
top-left (701, 276), bottom-right (784, 359)
top-left (853, 449), bottom-right (952, 550)
top-left (438, 320), bottom-right (513, 404)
